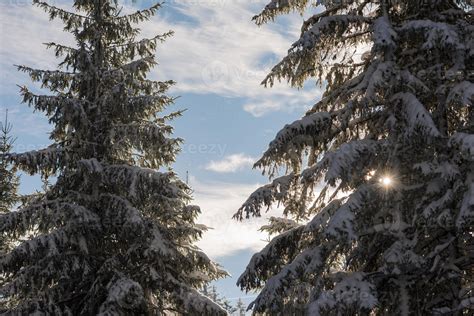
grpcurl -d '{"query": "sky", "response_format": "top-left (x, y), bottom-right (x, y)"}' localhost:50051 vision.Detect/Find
top-left (0, 0), bottom-right (324, 308)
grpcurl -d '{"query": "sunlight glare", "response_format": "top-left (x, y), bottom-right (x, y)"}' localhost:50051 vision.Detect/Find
top-left (380, 176), bottom-right (393, 187)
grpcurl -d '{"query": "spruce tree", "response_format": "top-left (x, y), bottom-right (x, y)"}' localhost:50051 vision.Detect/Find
top-left (0, 1), bottom-right (226, 314)
top-left (0, 111), bottom-right (20, 311)
top-left (235, 298), bottom-right (246, 316)
top-left (235, 0), bottom-right (473, 314)
top-left (202, 285), bottom-right (237, 314)
top-left (0, 111), bottom-right (19, 216)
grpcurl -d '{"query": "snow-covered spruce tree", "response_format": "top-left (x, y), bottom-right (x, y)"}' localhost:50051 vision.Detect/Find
top-left (0, 111), bottom-right (19, 261)
top-left (202, 285), bottom-right (238, 314)
top-left (0, 111), bottom-right (19, 216)
top-left (235, 0), bottom-right (473, 314)
top-left (235, 298), bottom-right (247, 316)
top-left (0, 1), bottom-right (227, 314)
top-left (0, 111), bottom-right (20, 312)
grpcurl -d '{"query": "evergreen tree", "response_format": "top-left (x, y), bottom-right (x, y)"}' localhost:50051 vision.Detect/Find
top-left (235, 298), bottom-right (246, 316)
top-left (0, 1), bottom-right (227, 314)
top-left (0, 110), bottom-right (20, 311)
top-left (221, 299), bottom-right (237, 315)
top-left (0, 111), bottom-right (19, 216)
top-left (235, 0), bottom-right (473, 314)
top-left (202, 285), bottom-right (237, 314)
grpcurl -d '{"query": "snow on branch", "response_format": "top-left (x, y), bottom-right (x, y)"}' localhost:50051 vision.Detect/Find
top-left (16, 66), bottom-right (77, 91)
top-left (238, 226), bottom-right (305, 291)
top-left (0, 199), bottom-right (99, 238)
top-left (447, 81), bottom-right (474, 108)
top-left (101, 164), bottom-right (187, 205)
top-left (115, 3), bottom-right (163, 24)
top-left (256, 112), bottom-right (332, 170)
top-left (372, 16), bottom-right (397, 52)
top-left (234, 174), bottom-right (295, 219)
top-left (382, 239), bottom-right (425, 274)
top-left (398, 20), bottom-right (463, 51)
top-left (125, 95), bottom-right (176, 115)
top-left (174, 286), bottom-right (227, 316)
top-left (116, 79), bottom-right (175, 98)
top-left (1, 253), bottom-right (91, 300)
top-left (249, 246), bottom-right (325, 313)
top-left (44, 42), bottom-right (79, 56)
top-left (142, 230), bottom-right (174, 258)
top-left (449, 133), bottom-right (474, 160)
top-left (20, 87), bottom-right (89, 127)
top-left (253, 0), bottom-right (311, 25)
top-left (458, 296), bottom-right (474, 312)
top-left (455, 173), bottom-right (474, 228)
top-left (422, 189), bottom-right (454, 219)
top-left (185, 248), bottom-right (228, 281)
top-left (78, 157), bottom-right (103, 174)
top-left (253, 0), bottom-right (359, 25)
top-left (261, 13), bottom-right (371, 87)
top-left (352, 61), bottom-right (431, 103)
top-left (399, 69), bottom-right (430, 94)
top-left (33, 0), bottom-right (88, 31)
top-left (322, 186), bottom-right (367, 241)
top-left (294, 15), bottom-right (371, 51)
top-left (307, 272), bottom-right (378, 315)
top-left (305, 185), bottom-right (369, 242)
top-left (304, 198), bottom-right (343, 233)
top-left (1, 222), bottom-right (100, 272)
top-left (10, 146), bottom-right (63, 176)
top-left (363, 61), bottom-right (395, 100)
top-left (104, 57), bottom-right (157, 79)
top-left (260, 216), bottom-right (300, 236)
top-left (108, 31), bottom-right (174, 60)
top-left (392, 92), bottom-right (441, 138)
top-left (109, 121), bottom-right (182, 166)
top-left (98, 194), bottom-right (147, 237)
top-left (302, 139), bottom-right (379, 187)
top-left (97, 277), bottom-right (145, 315)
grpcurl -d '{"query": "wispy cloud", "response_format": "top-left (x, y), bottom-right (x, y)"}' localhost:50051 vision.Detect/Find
top-left (205, 153), bottom-right (255, 173)
top-left (145, 1), bottom-right (321, 116)
top-left (190, 176), bottom-right (281, 259)
top-left (0, 2), bottom-right (75, 96)
top-left (0, 0), bottom-right (322, 116)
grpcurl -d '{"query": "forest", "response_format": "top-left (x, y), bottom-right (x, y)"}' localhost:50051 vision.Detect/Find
top-left (0, 0), bottom-right (473, 315)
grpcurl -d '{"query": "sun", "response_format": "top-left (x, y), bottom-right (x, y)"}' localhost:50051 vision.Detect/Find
top-left (379, 176), bottom-right (393, 187)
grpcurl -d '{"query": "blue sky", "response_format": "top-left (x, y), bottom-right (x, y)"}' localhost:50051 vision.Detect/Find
top-left (0, 0), bottom-right (324, 308)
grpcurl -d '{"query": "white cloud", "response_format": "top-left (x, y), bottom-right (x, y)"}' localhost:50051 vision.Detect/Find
top-left (190, 176), bottom-right (282, 259)
top-left (205, 153), bottom-right (255, 173)
top-left (0, 0), bottom-right (322, 116)
top-left (0, 2), bottom-right (75, 96)
top-left (144, 1), bottom-right (322, 116)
